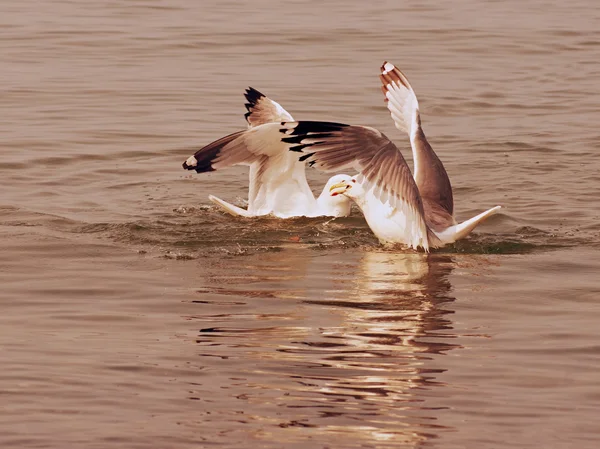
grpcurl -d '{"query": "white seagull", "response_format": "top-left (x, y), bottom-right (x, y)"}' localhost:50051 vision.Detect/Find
top-left (182, 88), bottom-right (352, 218)
top-left (277, 62), bottom-right (501, 250)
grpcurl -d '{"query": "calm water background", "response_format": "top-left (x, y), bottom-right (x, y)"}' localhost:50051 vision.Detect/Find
top-left (2, 0), bottom-right (600, 448)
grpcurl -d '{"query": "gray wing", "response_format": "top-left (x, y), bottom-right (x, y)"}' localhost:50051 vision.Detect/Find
top-left (280, 121), bottom-right (428, 221)
top-left (244, 87), bottom-right (294, 128)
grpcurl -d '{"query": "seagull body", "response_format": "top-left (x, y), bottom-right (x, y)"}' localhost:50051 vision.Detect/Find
top-left (182, 88), bottom-right (352, 218)
top-left (280, 120), bottom-right (439, 250)
top-left (329, 174), bottom-right (500, 249)
top-left (330, 178), bottom-right (432, 249)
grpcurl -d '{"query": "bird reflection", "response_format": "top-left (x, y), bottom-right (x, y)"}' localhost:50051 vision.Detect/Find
top-left (304, 251), bottom-right (456, 353)
top-left (193, 248), bottom-right (458, 447)
top-left (295, 251), bottom-right (457, 445)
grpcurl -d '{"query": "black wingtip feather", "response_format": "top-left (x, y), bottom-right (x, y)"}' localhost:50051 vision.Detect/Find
top-left (281, 134), bottom-right (306, 145)
top-left (289, 144), bottom-right (312, 153)
top-left (244, 87), bottom-right (266, 122)
top-left (182, 158), bottom-right (216, 173)
top-left (287, 121), bottom-right (349, 136)
top-left (244, 87), bottom-right (265, 107)
top-left (182, 130), bottom-right (244, 174)
top-left (298, 152), bottom-right (315, 162)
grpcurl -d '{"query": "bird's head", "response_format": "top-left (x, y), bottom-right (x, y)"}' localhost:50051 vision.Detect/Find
top-left (328, 175), bottom-right (363, 200)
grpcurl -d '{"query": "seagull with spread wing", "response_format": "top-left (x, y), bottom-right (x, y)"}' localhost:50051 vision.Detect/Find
top-left (278, 62), bottom-right (501, 250)
top-left (182, 88), bottom-right (352, 218)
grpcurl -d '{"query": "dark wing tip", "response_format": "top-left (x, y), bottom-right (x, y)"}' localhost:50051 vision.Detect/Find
top-left (182, 160), bottom-right (215, 173)
top-left (183, 159), bottom-right (214, 173)
top-left (298, 151), bottom-right (315, 162)
top-left (181, 131), bottom-right (245, 174)
top-left (244, 87), bottom-right (265, 106)
top-left (380, 63), bottom-right (412, 91)
top-left (287, 121), bottom-right (349, 136)
top-left (244, 87), bottom-right (266, 123)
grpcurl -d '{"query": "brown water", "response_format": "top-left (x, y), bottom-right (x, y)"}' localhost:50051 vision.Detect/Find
top-left (2, 1), bottom-right (600, 448)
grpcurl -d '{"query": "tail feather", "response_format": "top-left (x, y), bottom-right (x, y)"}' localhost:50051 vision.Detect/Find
top-left (208, 195), bottom-right (254, 217)
top-left (433, 206), bottom-right (502, 246)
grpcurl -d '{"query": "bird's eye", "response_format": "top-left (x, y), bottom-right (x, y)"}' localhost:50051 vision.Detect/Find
top-left (351, 179), bottom-right (356, 183)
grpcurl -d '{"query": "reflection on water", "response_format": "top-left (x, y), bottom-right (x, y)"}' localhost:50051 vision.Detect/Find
top-left (193, 250), bottom-right (459, 446)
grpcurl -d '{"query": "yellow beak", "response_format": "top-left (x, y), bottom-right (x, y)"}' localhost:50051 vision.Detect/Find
top-left (329, 181), bottom-right (351, 196)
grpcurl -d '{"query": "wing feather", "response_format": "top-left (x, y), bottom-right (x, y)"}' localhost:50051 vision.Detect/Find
top-left (379, 62), bottom-right (419, 136)
top-left (244, 87), bottom-right (294, 127)
top-left (182, 122), bottom-right (316, 215)
top-left (281, 121), bottom-right (430, 247)
top-left (379, 62), bottom-right (454, 220)
top-left (182, 123), bottom-right (289, 173)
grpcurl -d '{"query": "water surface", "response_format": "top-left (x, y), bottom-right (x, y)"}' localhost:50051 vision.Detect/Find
top-left (1, 1), bottom-right (600, 448)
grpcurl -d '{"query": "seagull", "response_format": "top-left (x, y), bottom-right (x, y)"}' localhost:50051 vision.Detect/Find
top-left (280, 121), bottom-right (438, 249)
top-left (277, 62), bottom-right (501, 250)
top-left (182, 87), bottom-right (352, 218)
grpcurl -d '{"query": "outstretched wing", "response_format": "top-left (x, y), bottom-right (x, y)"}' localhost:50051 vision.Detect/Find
top-left (182, 123), bottom-right (300, 212)
top-left (379, 62), bottom-right (454, 219)
top-left (244, 87), bottom-right (294, 127)
top-left (281, 122), bottom-right (421, 210)
top-left (182, 124), bottom-right (286, 173)
top-left (280, 121), bottom-right (436, 246)
top-left (379, 62), bottom-right (420, 136)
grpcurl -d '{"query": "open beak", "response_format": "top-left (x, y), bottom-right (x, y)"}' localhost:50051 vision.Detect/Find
top-left (329, 181), bottom-right (351, 197)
